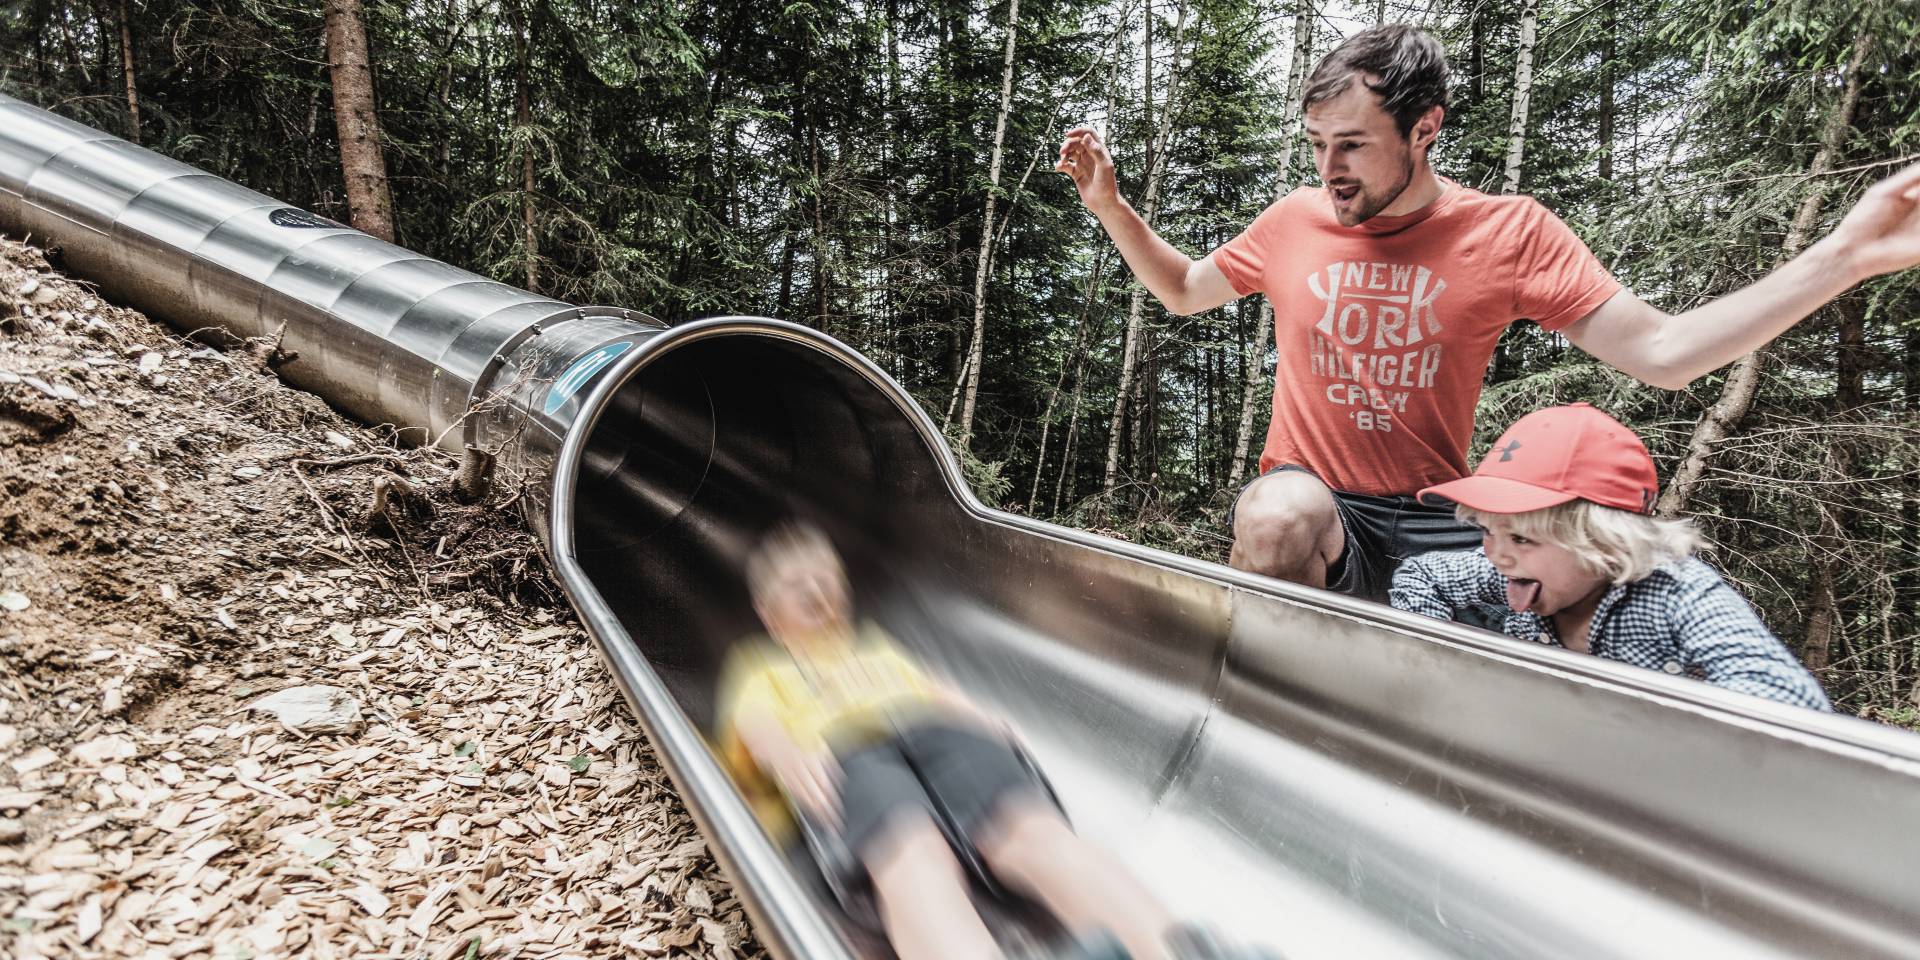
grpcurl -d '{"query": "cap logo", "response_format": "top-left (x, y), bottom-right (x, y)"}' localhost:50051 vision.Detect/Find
top-left (1496, 439), bottom-right (1523, 462)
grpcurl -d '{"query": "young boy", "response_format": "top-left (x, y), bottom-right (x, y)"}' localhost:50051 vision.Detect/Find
top-left (718, 522), bottom-right (1257, 960)
top-left (1389, 403), bottom-right (1831, 711)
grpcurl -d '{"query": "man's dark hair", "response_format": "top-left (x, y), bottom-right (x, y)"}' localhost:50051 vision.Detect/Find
top-left (1302, 25), bottom-right (1450, 139)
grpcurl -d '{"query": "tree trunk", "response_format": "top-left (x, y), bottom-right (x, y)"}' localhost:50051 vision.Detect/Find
top-left (1597, 2), bottom-right (1615, 183)
top-left (1805, 298), bottom-right (1868, 690)
top-left (509, 0), bottom-right (537, 292)
top-left (1049, 25), bottom-right (1129, 515)
top-left (57, 5), bottom-right (89, 86)
top-left (1031, 250), bottom-right (1109, 509)
top-left (116, 0), bottom-right (140, 144)
top-left (1227, 0), bottom-right (1314, 489)
top-left (1104, 0), bottom-right (1189, 495)
top-left (1835, 295), bottom-right (1864, 412)
top-left (1658, 33), bottom-right (1871, 516)
top-left (1499, 0), bottom-right (1540, 195)
top-left (811, 115), bottom-right (832, 334)
top-left (1055, 363), bottom-right (1091, 513)
top-left (1802, 530), bottom-right (1838, 675)
top-left (954, 0), bottom-right (1022, 449)
top-left (324, 0), bottom-right (396, 242)
top-left (883, 0), bottom-right (902, 373)
top-left (1905, 313), bottom-right (1920, 707)
top-left (777, 228), bottom-right (795, 317)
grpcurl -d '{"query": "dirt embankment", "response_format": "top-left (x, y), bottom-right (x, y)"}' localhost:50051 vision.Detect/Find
top-left (0, 238), bottom-right (760, 959)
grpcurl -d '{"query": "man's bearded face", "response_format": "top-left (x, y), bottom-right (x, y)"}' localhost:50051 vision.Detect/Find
top-left (1305, 76), bottom-right (1423, 227)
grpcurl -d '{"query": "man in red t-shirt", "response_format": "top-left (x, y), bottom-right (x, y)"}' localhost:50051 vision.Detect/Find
top-left (1057, 25), bottom-right (1920, 601)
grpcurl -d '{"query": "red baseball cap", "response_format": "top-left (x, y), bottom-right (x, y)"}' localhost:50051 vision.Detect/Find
top-left (1418, 403), bottom-right (1658, 515)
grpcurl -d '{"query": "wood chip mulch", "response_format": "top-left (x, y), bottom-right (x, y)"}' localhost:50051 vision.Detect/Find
top-left (0, 237), bottom-right (764, 960)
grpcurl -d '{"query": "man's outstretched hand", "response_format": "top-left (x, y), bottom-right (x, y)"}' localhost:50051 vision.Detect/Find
top-left (1827, 160), bottom-right (1920, 282)
top-left (1056, 125), bottom-right (1121, 215)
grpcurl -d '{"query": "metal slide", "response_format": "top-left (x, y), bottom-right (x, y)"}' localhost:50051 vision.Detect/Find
top-left (3, 95), bottom-right (1917, 960)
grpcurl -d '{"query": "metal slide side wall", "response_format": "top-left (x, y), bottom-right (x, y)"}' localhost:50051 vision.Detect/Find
top-left (4, 94), bottom-right (1919, 959)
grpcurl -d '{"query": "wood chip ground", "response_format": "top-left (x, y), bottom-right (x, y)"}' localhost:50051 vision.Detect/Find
top-left (0, 238), bottom-right (765, 959)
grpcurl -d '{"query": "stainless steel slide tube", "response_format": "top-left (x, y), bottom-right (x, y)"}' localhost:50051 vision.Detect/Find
top-left (4, 93), bottom-right (1918, 959)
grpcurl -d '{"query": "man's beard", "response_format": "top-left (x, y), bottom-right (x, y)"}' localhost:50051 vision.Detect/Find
top-left (1335, 150), bottom-right (1416, 227)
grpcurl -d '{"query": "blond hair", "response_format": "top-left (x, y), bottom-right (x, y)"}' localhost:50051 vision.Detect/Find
top-left (744, 520), bottom-right (844, 602)
top-left (1458, 500), bottom-right (1703, 584)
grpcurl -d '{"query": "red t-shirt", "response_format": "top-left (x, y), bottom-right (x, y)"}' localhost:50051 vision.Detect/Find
top-left (1213, 184), bottom-right (1620, 497)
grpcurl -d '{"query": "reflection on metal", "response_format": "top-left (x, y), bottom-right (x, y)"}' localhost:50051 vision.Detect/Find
top-left (4, 94), bottom-right (1918, 960)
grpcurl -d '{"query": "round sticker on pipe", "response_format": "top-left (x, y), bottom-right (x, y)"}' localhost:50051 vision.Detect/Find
top-left (544, 340), bottom-right (633, 415)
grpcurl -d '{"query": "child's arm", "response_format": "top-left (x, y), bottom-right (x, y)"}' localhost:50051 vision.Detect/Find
top-left (719, 650), bottom-right (845, 822)
top-left (734, 708), bottom-right (845, 823)
top-left (1389, 549), bottom-right (1510, 623)
top-left (1669, 576), bottom-right (1834, 712)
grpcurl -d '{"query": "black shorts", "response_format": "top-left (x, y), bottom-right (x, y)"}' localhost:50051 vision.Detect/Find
top-left (1233, 464), bottom-right (1481, 603)
top-left (823, 720), bottom-right (1059, 895)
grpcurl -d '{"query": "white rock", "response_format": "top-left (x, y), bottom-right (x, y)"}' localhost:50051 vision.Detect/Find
top-left (324, 431), bottom-right (355, 450)
top-left (0, 591), bottom-right (27, 612)
top-left (232, 466), bottom-right (264, 480)
top-left (138, 352), bottom-right (163, 375)
top-left (247, 685), bottom-right (364, 736)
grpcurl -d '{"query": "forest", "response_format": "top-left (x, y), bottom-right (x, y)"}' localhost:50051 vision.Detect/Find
top-left (3, 0), bottom-right (1917, 723)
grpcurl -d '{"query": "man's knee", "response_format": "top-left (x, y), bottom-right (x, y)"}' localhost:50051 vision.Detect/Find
top-left (1233, 472), bottom-right (1339, 554)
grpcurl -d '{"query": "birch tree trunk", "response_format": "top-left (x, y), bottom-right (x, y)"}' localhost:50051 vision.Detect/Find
top-left (1103, 0), bottom-right (1188, 495)
top-left (116, 0), bottom-right (140, 144)
top-left (324, 0), bottom-right (396, 242)
top-left (1029, 250), bottom-right (1109, 508)
top-left (1499, 0), bottom-right (1540, 195)
top-left (1658, 33), bottom-right (1871, 516)
top-left (954, 0), bottom-right (1022, 449)
top-left (811, 118), bottom-right (832, 335)
top-left (1227, 0), bottom-right (1313, 488)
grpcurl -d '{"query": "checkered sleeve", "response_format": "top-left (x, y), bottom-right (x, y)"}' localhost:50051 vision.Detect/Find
top-left (1668, 571), bottom-right (1833, 712)
top-left (1390, 549), bottom-right (1509, 623)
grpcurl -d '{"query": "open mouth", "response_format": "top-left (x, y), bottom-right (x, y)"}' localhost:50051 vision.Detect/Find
top-left (1331, 184), bottom-right (1360, 204)
top-left (1505, 577), bottom-right (1542, 613)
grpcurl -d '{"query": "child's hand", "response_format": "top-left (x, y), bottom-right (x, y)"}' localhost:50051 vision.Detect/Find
top-left (770, 746), bottom-right (843, 826)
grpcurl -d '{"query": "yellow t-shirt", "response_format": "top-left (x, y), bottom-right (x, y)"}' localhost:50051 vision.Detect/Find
top-left (715, 623), bottom-right (938, 835)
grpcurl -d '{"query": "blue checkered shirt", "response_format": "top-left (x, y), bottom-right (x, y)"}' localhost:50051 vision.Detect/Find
top-left (1390, 549), bottom-right (1832, 711)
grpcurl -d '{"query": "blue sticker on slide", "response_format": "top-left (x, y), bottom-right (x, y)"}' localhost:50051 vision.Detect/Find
top-left (544, 340), bottom-right (633, 415)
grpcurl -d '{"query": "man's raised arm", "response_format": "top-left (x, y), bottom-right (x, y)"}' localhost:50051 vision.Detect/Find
top-left (1056, 126), bottom-right (1240, 317)
top-left (1565, 161), bottom-right (1920, 390)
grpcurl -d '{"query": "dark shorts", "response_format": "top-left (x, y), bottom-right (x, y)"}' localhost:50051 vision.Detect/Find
top-left (806, 719), bottom-right (1059, 912)
top-left (1232, 464), bottom-right (1481, 603)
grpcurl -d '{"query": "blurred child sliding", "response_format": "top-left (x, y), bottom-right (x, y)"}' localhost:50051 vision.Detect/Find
top-left (716, 522), bottom-right (1270, 960)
